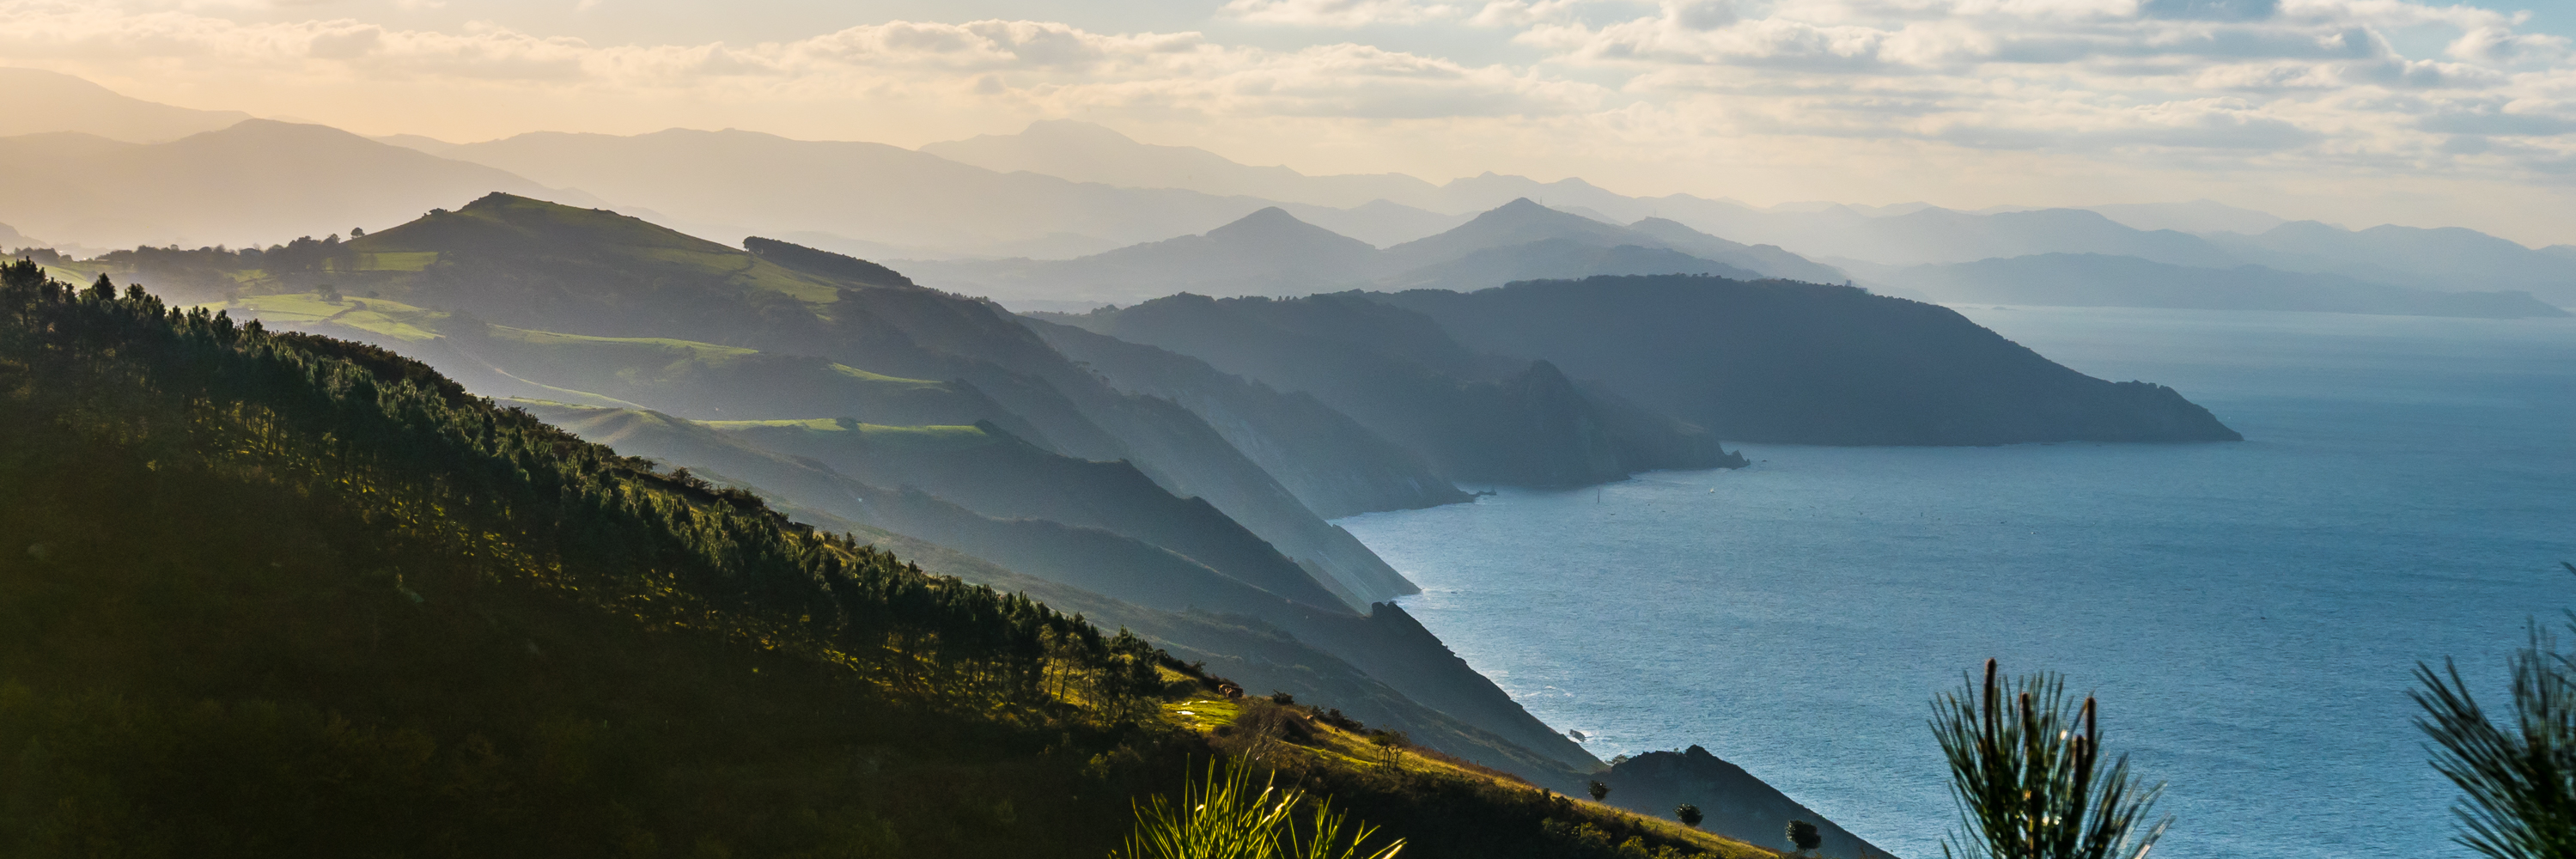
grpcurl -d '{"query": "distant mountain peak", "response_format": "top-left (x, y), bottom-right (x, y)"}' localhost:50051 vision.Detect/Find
top-left (1202, 206), bottom-right (1351, 245)
top-left (1452, 198), bottom-right (1629, 235)
top-left (0, 68), bottom-right (253, 143)
top-left (1014, 119), bottom-right (1142, 144)
top-left (1212, 205), bottom-right (1300, 230)
top-left (180, 118), bottom-right (454, 155)
top-left (1080, 206), bottom-right (1376, 276)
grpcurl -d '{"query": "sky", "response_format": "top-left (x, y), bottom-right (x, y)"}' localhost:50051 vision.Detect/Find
top-left (4, 0), bottom-right (2573, 245)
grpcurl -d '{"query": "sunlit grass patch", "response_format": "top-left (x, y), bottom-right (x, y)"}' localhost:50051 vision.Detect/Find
top-left (488, 326), bottom-right (759, 357)
top-left (355, 252), bottom-right (438, 272)
top-left (828, 362), bottom-right (950, 388)
top-left (1165, 695), bottom-right (1244, 729)
top-left (202, 294), bottom-right (446, 342)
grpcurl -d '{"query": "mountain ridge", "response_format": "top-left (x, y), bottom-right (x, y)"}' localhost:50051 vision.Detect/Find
top-left (0, 119), bottom-right (595, 250)
top-left (903, 200), bottom-right (1846, 308)
top-left (0, 67), bottom-right (253, 143)
top-left (1875, 253), bottom-right (2568, 318)
top-left (1373, 275), bottom-right (2244, 446)
top-left (1044, 291), bottom-right (1747, 487)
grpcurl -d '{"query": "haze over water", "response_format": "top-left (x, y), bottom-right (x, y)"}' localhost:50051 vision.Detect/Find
top-left (1343, 306), bottom-right (2576, 858)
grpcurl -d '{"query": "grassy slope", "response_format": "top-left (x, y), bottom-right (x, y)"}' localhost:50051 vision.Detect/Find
top-left (350, 191), bottom-right (845, 306)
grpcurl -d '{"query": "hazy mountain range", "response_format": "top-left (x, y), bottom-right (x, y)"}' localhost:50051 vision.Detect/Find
top-left (898, 199), bottom-right (1848, 308)
top-left (1, 69), bottom-right (2564, 317)
top-left (0, 119), bottom-right (592, 251)
top-left (0, 68), bottom-right (251, 143)
top-left (1867, 254), bottom-right (2567, 319)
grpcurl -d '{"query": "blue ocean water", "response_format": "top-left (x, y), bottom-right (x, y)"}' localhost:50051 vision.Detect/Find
top-left (1338, 306), bottom-right (2576, 859)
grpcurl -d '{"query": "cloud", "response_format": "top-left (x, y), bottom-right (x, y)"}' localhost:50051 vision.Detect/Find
top-left (1467, 0), bottom-right (1588, 27)
top-left (1503, 0), bottom-right (2576, 182)
top-left (0, 3), bottom-right (1594, 120)
top-left (2138, 0), bottom-right (2279, 22)
top-left (1220, 0), bottom-right (1467, 27)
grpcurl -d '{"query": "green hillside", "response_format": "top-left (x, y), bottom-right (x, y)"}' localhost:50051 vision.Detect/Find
top-left (0, 262), bottom-right (1781, 859)
top-left (196, 292), bottom-right (1051, 437)
top-left (157, 198), bottom-right (1592, 781)
top-left (708, 417), bottom-right (1354, 612)
top-left (117, 193), bottom-right (1421, 614)
top-left (42, 195), bottom-right (1703, 819)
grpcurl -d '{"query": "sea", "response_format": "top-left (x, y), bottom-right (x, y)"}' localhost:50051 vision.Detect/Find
top-left (1337, 305), bottom-right (2576, 859)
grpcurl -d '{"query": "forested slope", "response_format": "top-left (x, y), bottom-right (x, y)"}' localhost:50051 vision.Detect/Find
top-left (0, 263), bottom-right (1170, 856)
top-left (0, 264), bottom-right (1790, 859)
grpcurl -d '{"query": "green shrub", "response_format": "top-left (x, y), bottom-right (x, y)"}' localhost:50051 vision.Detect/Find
top-left (1113, 758), bottom-right (1403, 859)
top-left (2415, 616), bottom-right (2576, 859)
top-left (1930, 660), bottom-right (2168, 859)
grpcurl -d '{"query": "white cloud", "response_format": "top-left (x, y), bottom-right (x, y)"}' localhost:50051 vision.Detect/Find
top-left (1220, 0), bottom-right (1468, 28)
top-left (1467, 0), bottom-right (1589, 27)
top-left (1507, 0), bottom-right (2576, 184)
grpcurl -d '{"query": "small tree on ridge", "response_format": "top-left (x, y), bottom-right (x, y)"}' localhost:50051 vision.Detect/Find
top-left (1787, 819), bottom-right (1821, 853)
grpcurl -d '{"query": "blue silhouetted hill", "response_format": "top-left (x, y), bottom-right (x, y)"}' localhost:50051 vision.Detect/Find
top-left (1607, 746), bottom-right (1887, 858)
top-left (1376, 275), bottom-right (2242, 445)
top-left (1043, 291), bottom-right (1747, 487)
